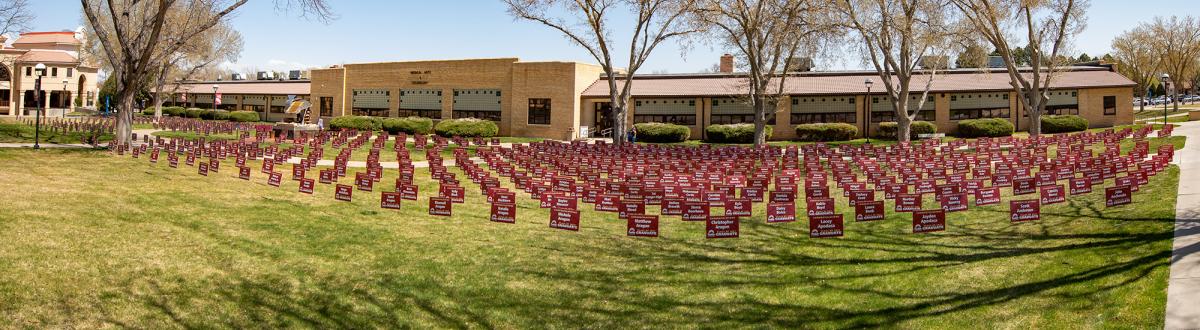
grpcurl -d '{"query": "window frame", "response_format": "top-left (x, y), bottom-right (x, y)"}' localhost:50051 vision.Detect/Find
top-left (1103, 96), bottom-right (1116, 115)
top-left (527, 98), bottom-right (551, 125)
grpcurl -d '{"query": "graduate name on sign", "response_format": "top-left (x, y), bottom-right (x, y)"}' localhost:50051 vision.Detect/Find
top-left (298, 178), bottom-right (315, 194)
top-left (683, 202), bottom-right (710, 221)
top-left (381, 192), bottom-right (402, 209)
top-left (975, 187), bottom-right (1000, 206)
top-left (490, 203), bottom-right (516, 223)
top-left (549, 208), bottom-right (581, 231)
top-left (855, 200), bottom-right (885, 222)
top-left (939, 193), bottom-right (968, 212)
top-left (238, 166), bottom-right (251, 180)
top-left (356, 173), bottom-right (374, 192)
top-left (1012, 178), bottom-right (1036, 195)
top-left (267, 172), bottom-right (283, 187)
top-left (895, 194), bottom-right (922, 212)
top-left (619, 200), bottom-right (645, 219)
top-left (1105, 186), bottom-right (1132, 207)
top-left (334, 184), bottom-right (353, 202)
top-left (705, 215), bottom-right (739, 239)
top-left (912, 210), bottom-right (946, 234)
top-left (627, 214), bottom-right (659, 237)
top-left (809, 214), bottom-right (844, 238)
top-left (806, 198), bottom-right (836, 217)
top-left (848, 190), bottom-right (874, 207)
top-left (198, 162), bottom-right (209, 176)
top-left (1069, 177), bottom-right (1092, 195)
top-left (1010, 200), bottom-right (1041, 222)
top-left (596, 194), bottom-right (621, 212)
top-left (399, 184), bottom-right (419, 200)
top-left (766, 202), bottom-right (796, 223)
top-left (441, 185), bottom-right (466, 203)
top-left (429, 197), bottom-right (453, 216)
top-left (724, 198), bottom-right (752, 217)
top-left (1039, 185), bottom-right (1066, 205)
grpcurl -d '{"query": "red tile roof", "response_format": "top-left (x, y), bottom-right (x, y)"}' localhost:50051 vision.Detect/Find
top-left (16, 50), bottom-right (78, 64)
top-left (173, 81), bottom-right (311, 95)
top-left (12, 32), bottom-right (80, 46)
top-left (581, 67), bottom-right (1136, 97)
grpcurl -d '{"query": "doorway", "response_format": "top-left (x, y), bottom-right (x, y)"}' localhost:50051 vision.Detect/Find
top-left (594, 102), bottom-right (613, 137)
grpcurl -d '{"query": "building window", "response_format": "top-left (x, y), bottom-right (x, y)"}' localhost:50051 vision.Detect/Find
top-left (398, 109), bottom-right (442, 118)
top-left (1103, 96), bottom-right (1116, 115)
top-left (352, 108), bottom-right (388, 117)
top-left (710, 114), bottom-right (776, 125)
top-left (67, 68), bottom-right (73, 78)
top-left (634, 114), bottom-right (695, 125)
top-left (51, 68), bottom-right (57, 77)
top-left (950, 108), bottom-right (1011, 121)
top-left (871, 110), bottom-right (935, 123)
top-left (320, 97), bottom-right (333, 117)
top-left (528, 98), bottom-right (551, 125)
top-left (26, 67), bottom-right (31, 76)
top-left (791, 112), bottom-right (856, 124)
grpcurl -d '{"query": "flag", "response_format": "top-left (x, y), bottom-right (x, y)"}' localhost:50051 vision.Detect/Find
top-left (215, 93), bottom-right (222, 106)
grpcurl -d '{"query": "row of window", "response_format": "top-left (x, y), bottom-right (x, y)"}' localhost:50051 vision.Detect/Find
top-left (24, 66), bottom-right (73, 78)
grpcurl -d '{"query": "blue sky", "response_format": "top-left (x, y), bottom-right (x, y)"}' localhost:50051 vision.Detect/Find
top-left (24, 0), bottom-right (1200, 74)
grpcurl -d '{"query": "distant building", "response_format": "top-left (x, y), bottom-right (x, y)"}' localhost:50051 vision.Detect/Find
top-left (987, 55), bottom-right (1006, 68)
top-left (165, 55), bottom-right (1135, 140)
top-left (0, 31), bottom-right (102, 117)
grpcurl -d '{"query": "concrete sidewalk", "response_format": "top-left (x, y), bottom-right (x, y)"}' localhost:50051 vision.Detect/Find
top-left (1167, 121), bottom-right (1200, 330)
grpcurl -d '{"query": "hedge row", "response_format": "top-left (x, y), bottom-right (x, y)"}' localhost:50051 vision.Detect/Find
top-left (793, 123), bottom-right (858, 142)
top-left (705, 124), bottom-right (771, 143)
top-left (228, 111), bottom-right (260, 122)
top-left (956, 118), bottom-right (1014, 138)
top-left (329, 116), bottom-right (383, 131)
top-left (434, 118), bottom-right (499, 137)
top-left (876, 121), bottom-right (937, 139)
top-left (383, 117), bottom-right (434, 134)
top-left (1041, 115), bottom-right (1089, 133)
top-left (635, 122), bottom-right (690, 143)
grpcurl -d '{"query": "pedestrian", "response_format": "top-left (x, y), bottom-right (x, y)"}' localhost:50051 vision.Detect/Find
top-left (627, 126), bottom-right (637, 143)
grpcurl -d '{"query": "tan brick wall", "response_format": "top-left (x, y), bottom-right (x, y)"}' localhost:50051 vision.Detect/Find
top-left (509, 62), bottom-right (601, 140)
top-left (1077, 87), bottom-right (1133, 128)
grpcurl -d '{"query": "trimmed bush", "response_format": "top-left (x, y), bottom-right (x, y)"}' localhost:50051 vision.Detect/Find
top-left (183, 108), bottom-right (205, 118)
top-left (434, 118), bottom-right (499, 137)
top-left (705, 123), bottom-right (772, 143)
top-left (228, 111), bottom-right (260, 122)
top-left (1041, 115), bottom-right (1088, 133)
top-left (877, 121), bottom-right (937, 139)
top-left (793, 123), bottom-right (858, 142)
top-left (956, 118), bottom-right (1014, 138)
top-left (383, 117), bottom-right (435, 134)
top-left (162, 106), bottom-right (186, 116)
top-left (198, 110), bottom-right (230, 120)
top-left (634, 122), bottom-right (690, 143)
top-left (141, 108), bottom-right (155, 116)
top-left (329, 116), bottom-right (383, 131)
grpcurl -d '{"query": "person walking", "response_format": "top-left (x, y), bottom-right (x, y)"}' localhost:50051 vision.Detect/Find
top-left (627, 126), bottom-right (638, 143)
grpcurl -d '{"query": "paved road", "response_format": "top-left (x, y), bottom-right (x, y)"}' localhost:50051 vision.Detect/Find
top-left (1167, 120), bottom-right (1200, 330)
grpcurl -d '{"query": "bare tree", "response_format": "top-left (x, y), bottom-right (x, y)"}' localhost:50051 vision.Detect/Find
top-left (1111, 25), bottom-right (1160, 113)
top-left (151, 22), bottom-right (244, 119)
top-left (81, 0), bottom-right (333, 146)
top-left (692, 0), bottom-right (832, 146)
top-left (0, 0), bottom-right (32, 36)
top-left (951, 0), bottom-right (1088, 137)
top-left (1146, 16), bottom-right (1200, 111)
top-left (842, 0), bottom-right (956, 142)
top-left (504, 0), bottom-right (697, 145)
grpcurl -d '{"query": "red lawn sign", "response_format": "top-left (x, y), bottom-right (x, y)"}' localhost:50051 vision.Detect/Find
top-left (855, 200), bottom-right (885, 222)
top-left (912, 210), bottom-right (946, 233)
top-left (381, 191), bottom-right (402, 209)
top-left (1010, 199), bottom-right (1040, 222)
top-left (490, 203), bottom-right (516, 223)
top-left (334, 184), bottom-right (353, 202)
top-left (429, 197), bottom-right (453, 216)
top-left (706, 215), bottom-right (739, 239)
top-left (549, 208), bottom-right (580, 231)
top-left (1105, 186), bottom-right (1132, 207)
top-left (766, 202), bottom-right (796, 223)
top-left (627, 214), bottom-right (659, 237)
top-left (808, 214), bottom-right (844, 238)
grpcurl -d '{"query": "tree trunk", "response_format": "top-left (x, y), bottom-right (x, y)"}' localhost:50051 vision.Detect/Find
top-left (896, 115), bottom-right (912, 143)
top-left (115, 90), bottom-right (136, 146)
top-left (1027, 90), bottom-right (1044, 137)
top-left (153, 83), bottom-right (164, 120)
top-left (1139, 89), bottom-right (1146, 112)
top-left (753, 96), bottom-right (767, 146)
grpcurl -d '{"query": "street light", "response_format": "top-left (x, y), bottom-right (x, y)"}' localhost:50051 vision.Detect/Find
top-left (211, 85), bottom-right (219, 113)
top-left (62, 79), bottom-right (69, 118)
top-left (1161, 73), bottom-right (1170, 126)
top-left (33, 63), bottom-right (46, 149)
top-left (864, 79), bottom-right (874, 145)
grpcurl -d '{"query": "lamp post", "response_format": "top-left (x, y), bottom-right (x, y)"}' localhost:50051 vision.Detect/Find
top-left (211, 85), bottom-right (219, 112)
top-left (864, 79), bottom-right (873, 145)
top-left (62, 79), bottom-right (69, 118)
top-left (33, 63), bottom-right (46, 149)
top-left (1161, 73), bottom-right (1170, 126)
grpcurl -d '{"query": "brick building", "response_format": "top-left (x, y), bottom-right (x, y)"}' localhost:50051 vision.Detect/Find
top-left (172, 57), bottom-right (1136, 140)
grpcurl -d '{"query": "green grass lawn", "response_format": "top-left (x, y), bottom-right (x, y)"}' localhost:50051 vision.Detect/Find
top-left (0, 122), bottom-right (114, 144)
top-left (0, 131), bottom-right (1183, 328)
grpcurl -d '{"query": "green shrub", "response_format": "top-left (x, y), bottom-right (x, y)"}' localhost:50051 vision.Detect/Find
top-left (434, 118), bottom-right (499, 137)
top-left (956, 118), bottom-right (1014, 138)
top-left (329, 116), bottom-right (383, 131)
top-left (1041, 115), bottom-right (1088, 133)
top-left (704, 123), bottom-right (771, 143)
top-left (183, 108), bottom-right (204, 118)
top-left (161, 106), bottom-right (186, 116)
top-left (634, 122), bottom-right (690, 143)
top-left (793, 123), bottom-right (858, 142)
top-left (141, 108), bottom-right (155, 116)
top-left (877, 121), bottom-right (937, 139)
top-left (198, 110), bottom-right (230, 120)
top-left (382, 117), bottom-right (435, 134)
top-left (228, 111), bottom-right (260, 122)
